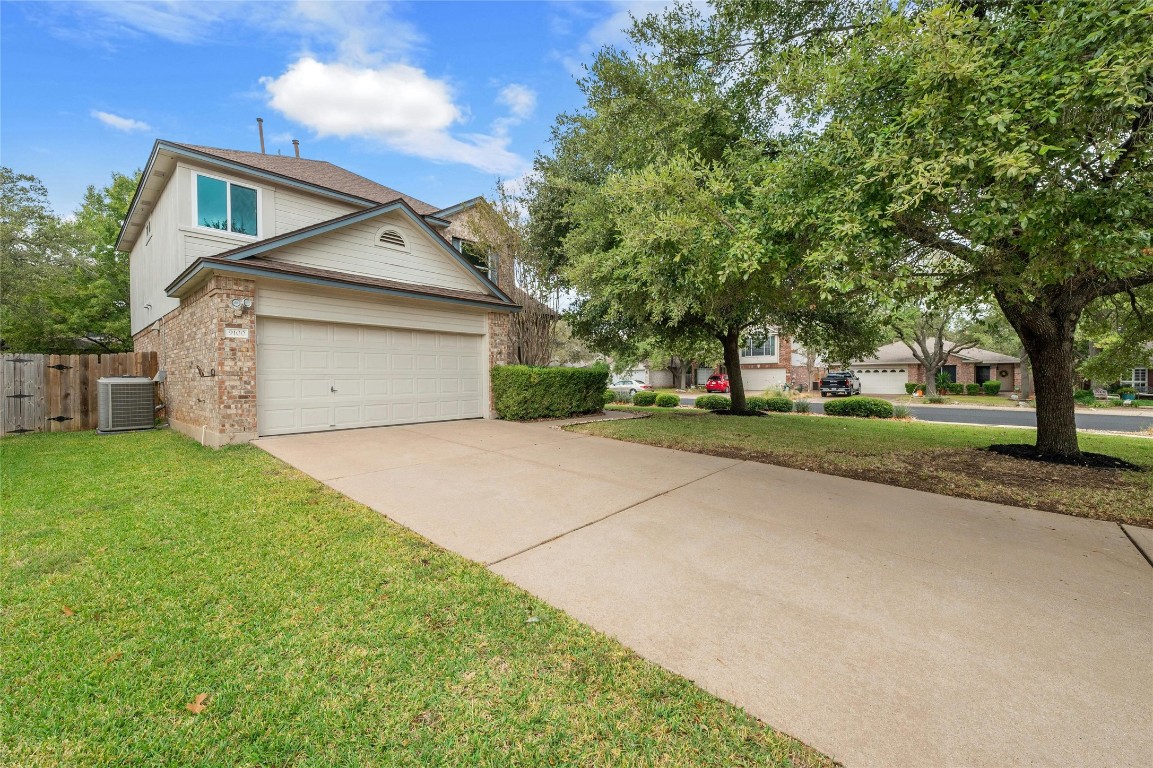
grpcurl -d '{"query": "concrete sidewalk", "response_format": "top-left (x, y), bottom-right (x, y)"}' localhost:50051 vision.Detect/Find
top-left (256, 419), bottom-right (1153, 768)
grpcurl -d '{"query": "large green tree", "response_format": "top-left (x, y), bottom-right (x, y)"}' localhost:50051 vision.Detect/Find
top-left (526, 7), bottom-right (881, 411)
top-left (0, 169), bottom-right (138, 353)
top-left (685, 0), bottom-right (1153, 456)
top-left (0, 168), bottom-right (80, 352)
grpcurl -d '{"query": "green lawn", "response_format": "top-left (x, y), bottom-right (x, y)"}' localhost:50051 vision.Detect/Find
top-left (1, 430), bottom-right (830, 768)
top-left (572, 411), bottom-right (1153, 526)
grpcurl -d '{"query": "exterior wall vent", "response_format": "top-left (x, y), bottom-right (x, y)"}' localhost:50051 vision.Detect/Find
top-left (377, 228), bottom-right (406, 248)
top-left (98, 377), bottom-right (156, 433)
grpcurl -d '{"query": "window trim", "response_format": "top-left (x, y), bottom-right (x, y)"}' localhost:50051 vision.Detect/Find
top-left (1121, 368), bottom-right (1148, 387)
top-left (191, 170), bottom-right (261, 239)
top-left (740, 334), bottom-right (778, 359)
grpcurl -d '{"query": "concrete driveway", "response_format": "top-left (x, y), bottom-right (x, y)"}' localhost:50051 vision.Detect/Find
top-left (256, 418), bottom-right (1153, 768)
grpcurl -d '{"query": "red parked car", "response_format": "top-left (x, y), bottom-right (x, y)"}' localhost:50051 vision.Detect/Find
top-left (705, 374), bottom-right (730, 393)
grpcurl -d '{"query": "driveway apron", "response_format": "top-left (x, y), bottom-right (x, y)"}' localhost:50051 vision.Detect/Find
top-left (256, 418), bottom-right (1153, 768)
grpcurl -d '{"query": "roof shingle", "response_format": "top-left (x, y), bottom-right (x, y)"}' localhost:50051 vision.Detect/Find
top-left (175, 143), bottom-right (441, 215)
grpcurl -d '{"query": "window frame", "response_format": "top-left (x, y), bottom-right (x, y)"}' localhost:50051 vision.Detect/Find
top-left (191, 171), bottom-right (261, 239)
top-left (740, 334), bottom-right (778, 359)
top-left (1121, 368), bottom-right (1148, 387)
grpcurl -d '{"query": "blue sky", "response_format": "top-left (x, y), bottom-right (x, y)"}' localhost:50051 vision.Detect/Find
top-left (0, 1), bottom-right (666, 215)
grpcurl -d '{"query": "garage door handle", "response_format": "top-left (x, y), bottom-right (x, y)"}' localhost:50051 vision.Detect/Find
top-left (330, 386), bottom-right (337, 393)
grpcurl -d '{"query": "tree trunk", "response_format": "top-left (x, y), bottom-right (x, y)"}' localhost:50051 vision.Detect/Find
top-left (923, 363), bottom-right (939, 396)
top-left (997, 290), bottom-right (1083, 458)
top-left (721, 327), bottom-right (747, 411)
top-left (1021, 332), bottom-right (1080, 457)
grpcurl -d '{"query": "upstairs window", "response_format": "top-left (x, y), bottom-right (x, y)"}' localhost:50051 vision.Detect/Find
top-left (452, 236), bottom-right (496, 280)
top-left (195, 173), bottom-right (258, 236)
top-left (741, 335), bottom-right (777, 358)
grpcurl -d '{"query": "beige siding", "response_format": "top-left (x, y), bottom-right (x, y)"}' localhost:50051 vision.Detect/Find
top-left (274, 187), bottom-right (358, 234)
top-left (255, 279), bottom-right (488, 335)
top-left (267, 210), bottom-right (486, 292)
top-left (129, 168), bottom-right (182, 335)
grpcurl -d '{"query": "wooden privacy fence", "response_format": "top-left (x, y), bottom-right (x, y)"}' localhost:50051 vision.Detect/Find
top-left (1, 352), bottom-right (158, 435)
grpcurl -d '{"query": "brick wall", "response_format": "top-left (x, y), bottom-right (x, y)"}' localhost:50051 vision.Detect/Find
top-left (487, 311), bottom-right (512, 416)
top-left (133, 275), bottom-right (256, 447)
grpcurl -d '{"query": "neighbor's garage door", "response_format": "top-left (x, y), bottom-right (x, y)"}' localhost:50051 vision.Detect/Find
top-left (855, 367), bottom-right (909, 394)
top-left (256, 317), bottom-right (483, 436)
top-left (742, 368), bottom-right (787, 393)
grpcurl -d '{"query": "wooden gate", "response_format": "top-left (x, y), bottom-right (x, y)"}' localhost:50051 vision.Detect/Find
top-left (0, 352), bottom-right (158, 435)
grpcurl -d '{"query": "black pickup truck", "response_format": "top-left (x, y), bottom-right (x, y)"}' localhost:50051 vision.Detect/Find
top-left (819, 371), bottom-right (862, 397)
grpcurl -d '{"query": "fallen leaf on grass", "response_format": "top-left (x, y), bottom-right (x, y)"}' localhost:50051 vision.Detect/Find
top-left (186, 693), bottom-right (210, 714)
top-left (61, 605), bottom-right (75, 617)
top-left (104, 652), bottom-right (122, 664)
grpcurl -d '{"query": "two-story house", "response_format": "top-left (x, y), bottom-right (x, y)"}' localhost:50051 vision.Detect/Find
top-left (120, 141), bottom-right (519, 447)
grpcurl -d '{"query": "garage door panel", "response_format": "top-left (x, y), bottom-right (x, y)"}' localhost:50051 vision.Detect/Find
top-left (742, 368), bottom-right (787, 392)
top-left (299, 350), bottom-right (330, 369)
top-left (257, 318), bottom-right (484, 436)
top-left (856, 368), bottom-right (909, 394)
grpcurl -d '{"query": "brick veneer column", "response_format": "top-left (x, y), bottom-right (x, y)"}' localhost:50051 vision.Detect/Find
top-left (132, 274), bottom-right (256, 447)
top-left (487, 311), bottom-right (512, 417)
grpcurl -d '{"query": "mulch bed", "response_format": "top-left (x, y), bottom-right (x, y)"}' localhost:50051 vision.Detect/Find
top-left (986, 444), bottom-right (1144, 472)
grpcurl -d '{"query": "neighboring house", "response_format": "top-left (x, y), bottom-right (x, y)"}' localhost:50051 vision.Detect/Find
top-left (790, 348), bottom-right (827, 392)
top-left (849, 340), bottom-right (1020, 394)
top-left (1120, 366), bottom-right (1150, 395)
top-left (121, 141), bottom-right (519, 446)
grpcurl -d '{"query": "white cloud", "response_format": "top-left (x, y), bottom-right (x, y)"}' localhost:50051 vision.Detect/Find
top-left (262, 58), bottom-right (525, 175)
top-left (48, 1), bottom-right (420, 60)
top-left (497, 84), bottom-right (537, 120)
top-left (91, 110), bottom-right (151, 132)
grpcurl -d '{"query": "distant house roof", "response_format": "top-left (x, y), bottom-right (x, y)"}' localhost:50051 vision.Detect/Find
top-left (853, 340), bottom-right (1019, 366)
top-left (175, 144), bottom-right (441, 215)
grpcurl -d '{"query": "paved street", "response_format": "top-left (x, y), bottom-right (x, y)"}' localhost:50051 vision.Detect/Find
top-left (258, 418), bottom-right (1152, 768)
top-left (678, 395), bottom-right (1153, 432)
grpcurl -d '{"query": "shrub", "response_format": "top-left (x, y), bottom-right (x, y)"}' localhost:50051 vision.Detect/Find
top-left (822, 396), bottom-right (894, 419)
top-left (926, 395), bottom-right (947, 404)
top-left (694, 394), bottom-right (731, 411)
top-left (603, 389), bottom-right (616, 405)
top-left (763, 397), bottom-right (793, 412)
top-left (491, 365), bottom-right (609, 420)
top-left (613, 390), bottom-right (632, 403)
top-left (632, 391), bottom-right (658, 406)
top-left (1117, 386), bottom-right (1137, 397)
top-left (982, 380), bottom-right (1002, 395)
top-left (1073, 389), bottom-right (1095, 406)
top-left (655, 393), bottom-right (680, 408)
top-left (745, 396), bottom-right (769, 411)
top-left (965, 383), bottom-right (981, 395)
top-left (904, 382), bottom-right (922, 394)
top-left (892, 405), bottom-right (911, 419)
top-left (793, 399), bottom-right (811, 413)
top-left (947, 382), bottom-right (965, 395)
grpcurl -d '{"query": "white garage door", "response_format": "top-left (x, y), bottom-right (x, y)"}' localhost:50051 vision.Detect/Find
top-left (741, 368), bottom-right (787, 393)
top-left (257, 318), bottom-right (483, 436)
top-left (855, 367), bottom-right (909, 394)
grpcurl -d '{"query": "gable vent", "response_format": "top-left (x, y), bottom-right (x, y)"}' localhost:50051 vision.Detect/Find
top-left (378, 228), bottom-right (406, 248)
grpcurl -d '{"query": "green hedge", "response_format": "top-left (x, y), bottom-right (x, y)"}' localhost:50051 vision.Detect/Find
top-left (965, 383), bottom-right (982, 395)
top-left (746, 396), bottom-right (769, 411)
top-left (694, 394), bottom-right (731, 411)
top-left (632, 391), bottom-right (658, 406)
top-left (982, 380), bottom-right (1002, 395)
top-left (492, 365), bottom-right (609, 420)
top-left (822, 396), bottom-right (895, 419)
top-left (905, 382), bottom-right (921, 394)
top-left (655, 393), bottom-right (680, 408)
top-left (603, 389), bottom-right (616, 405)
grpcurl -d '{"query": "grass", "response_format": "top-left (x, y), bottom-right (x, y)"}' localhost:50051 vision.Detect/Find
top-left (1, 430), bottom-right (831, 768)
top-left (570, 411), bottom-right (1153, 526)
